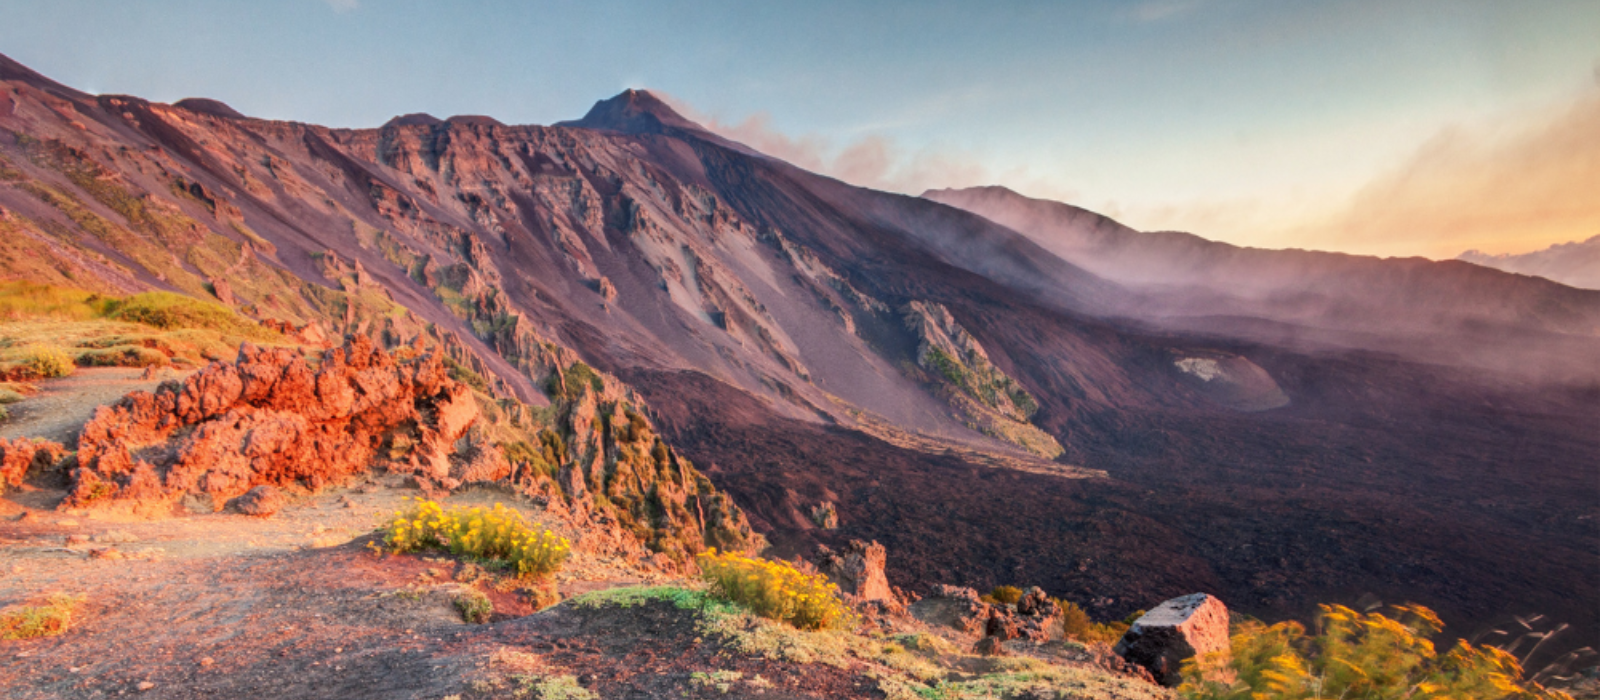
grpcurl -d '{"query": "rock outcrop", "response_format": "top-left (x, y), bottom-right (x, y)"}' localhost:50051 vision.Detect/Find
top-left (817, 540), bottom-right (897, 607)
top-left (0, 437), bottom-right (67, 494)
top-left (910, 583), bottom-right (1063, 651)
top-left (537, 378), bottom-right (763, 563)
top-left (910, 585), bottom-right (991, 635)
top-left (900, 301), bottom-right (1063, 458)
top-left (1114, 593), bottom-right (1231, 687)
top-left (66, 336), bottom-right (488, 512)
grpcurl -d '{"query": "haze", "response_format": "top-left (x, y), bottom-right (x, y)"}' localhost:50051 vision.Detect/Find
top-left (3, 0), bottom-right (1595, 258)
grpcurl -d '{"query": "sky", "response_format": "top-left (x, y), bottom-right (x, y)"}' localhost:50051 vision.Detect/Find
top-left (2, 0), bottom-right (1596, 259)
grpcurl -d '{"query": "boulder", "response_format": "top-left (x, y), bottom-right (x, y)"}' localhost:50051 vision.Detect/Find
top-left (1114, 593), bottom-right (1231, 687)
top-left (230, 485), bottom-right (285, 516)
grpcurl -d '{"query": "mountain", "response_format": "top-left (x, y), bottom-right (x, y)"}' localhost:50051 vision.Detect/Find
top-left (923, 185), bottom-right (1600, 385)
top-left (1, 52), bottom-right (1596, 656)
top-left (1459, 235), bottom-right (1600, 290)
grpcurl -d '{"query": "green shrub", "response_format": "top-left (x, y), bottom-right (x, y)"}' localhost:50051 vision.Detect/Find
top-left (697, 549), bottom-right (854, 630)
top-left (0, 385), bottom-right (25, 404)
top-left (445, 357), bottom-right (489, 392)
top-left (75, 345), bottom-right (167, 368)
top-left (0, 593), bottom-right (85, 639)
top-left (18, 345), bottom-right (74, 378)
top-left (1178, 604), bottom-right (1573, 700)
top-left (989, 585), bottom-right (1023, 606)
top-left (551, 361), bottom-right (604, 397)
top-left (1055, 600), bottom-right (1139, 644)
top-left (104, 291), bottom-right (247, 331)
top-left (453, 589), bottom-right (493, 624)
top-left (1060, 598), bottom-right (1093, 640)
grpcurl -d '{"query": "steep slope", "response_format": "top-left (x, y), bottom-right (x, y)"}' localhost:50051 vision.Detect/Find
top-left (1459, 235), bottom-right (1600, 290)
top-left (923, 185), bottom-right (1600, 384)
top-left (1, 54), bottom-right (1596, 658)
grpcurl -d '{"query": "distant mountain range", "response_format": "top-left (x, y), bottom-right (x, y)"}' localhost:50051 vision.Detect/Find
top-left (1458, 235), bottom-right (1600, 290)
top-left (1, 51), bottom-right (1595, 652)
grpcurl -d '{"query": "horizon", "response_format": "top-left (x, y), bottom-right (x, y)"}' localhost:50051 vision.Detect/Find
top-left (2, 0), bottom-right (1596, 259)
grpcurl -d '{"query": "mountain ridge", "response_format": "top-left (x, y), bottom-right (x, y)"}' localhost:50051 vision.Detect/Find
top-left (0, 52), bottom-right (1595, 656)
top-left (1459, 234), bottom-right (1600, 290)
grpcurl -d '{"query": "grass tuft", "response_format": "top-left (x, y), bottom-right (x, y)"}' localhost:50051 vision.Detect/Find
top-left (0, 593), bottom-right (85, 640)
top-left (453, 589), bottom-right (494, 624)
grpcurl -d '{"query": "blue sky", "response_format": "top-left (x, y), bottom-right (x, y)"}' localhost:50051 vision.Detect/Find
top-left (2, 0), bottom-right (1596, 257)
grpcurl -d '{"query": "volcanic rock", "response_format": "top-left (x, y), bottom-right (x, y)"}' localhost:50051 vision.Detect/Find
top-left (0, 437), bottom-right (67, 494)
top-left (1113, 593), bottom-right (1231, 687)
top-left (909, 585), bottom-right (991, 635)
top-left (65, 336), bottom-right (482, 512)
top-left (209, 277), bottom-right (236, 306)
top-left (230, 485), bottom-right (286, 517)
top-left (985, 608), bottom-right (1021, 641)
top-left (818, 540), bottom-right (894, 603)
top-left (809, 501), bottom-right (838, 529)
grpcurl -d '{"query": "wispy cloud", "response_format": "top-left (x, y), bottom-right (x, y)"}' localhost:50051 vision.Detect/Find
top-left (1299, 91), bottom-right (1600, 258)
top-left (658, 94), bottom-right (1001, 195)
top-left (325, 0), bottom-right (359, 13)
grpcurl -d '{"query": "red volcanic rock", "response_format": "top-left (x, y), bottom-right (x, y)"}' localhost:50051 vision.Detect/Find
top-left (66, 336), bottom-right (483, 512)
top-left (230, 485), bottom-right (286, 517)
top-left (1114, 593), bottom-right (1231, 687)
top-left (0, 437), bottom-right (67, 493)
top-left (818, 540), bottom-right (894, 604)
top-left (985, 608), bottom-right (1021, 641)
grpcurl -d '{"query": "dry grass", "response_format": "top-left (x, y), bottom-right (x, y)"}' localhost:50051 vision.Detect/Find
top-left (0, 593), bottom-right (85, 640)
top-left (0, 283), bottom-right (292, 372)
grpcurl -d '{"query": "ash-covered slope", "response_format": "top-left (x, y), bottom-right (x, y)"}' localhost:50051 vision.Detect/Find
top-left (1459, 235), bottom-right (1600, 290)
top-left (924, 185), bottom-right (1600, 384)
top-left (1, 54), bottom-right (1596, 655)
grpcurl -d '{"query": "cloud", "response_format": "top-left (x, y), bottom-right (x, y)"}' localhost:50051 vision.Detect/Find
top-left (1299, 92), bottom-right (1600, 258)
top-left (656, 93), bottom-right (1000, 196)
top-left (325, 0), bottom-right (359, 13)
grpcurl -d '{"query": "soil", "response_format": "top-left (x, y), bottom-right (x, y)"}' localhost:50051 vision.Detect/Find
top-left (2, 484), bottom-right (861, 700)
top-left (0, 484), bottom-right (997, 700)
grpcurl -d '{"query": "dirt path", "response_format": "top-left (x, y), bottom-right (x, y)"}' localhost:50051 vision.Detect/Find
top-left (0, 487), bottom-right (884, 700)
top-left (0, 367), bottom-right (192, 444)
